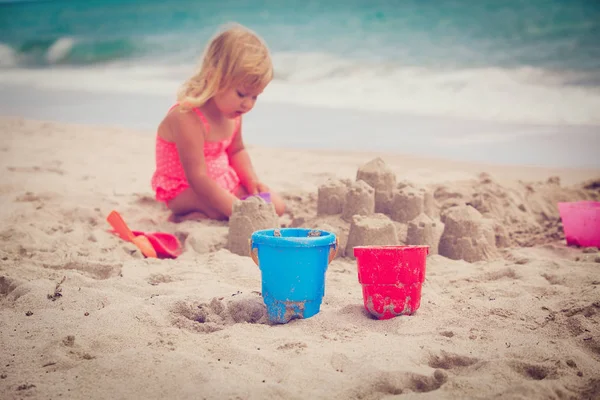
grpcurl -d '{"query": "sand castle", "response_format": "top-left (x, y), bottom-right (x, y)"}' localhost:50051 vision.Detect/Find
top-left (356, 157), bottom-right (396, 214)
top-left (389, 187), bottom-right (435, 223)
top-left (345, 214), bottom-right (399, 259)
top-left (227, 196), bottom-right (279, 257)
top-left (438, 205), bottom-right (499, 262)
top-left (227, 157), bottom-right (568, 264)
top-left (317, 178), bottom-right (351, 215)
top-left (316, 157), bottom-right (500, 262)
top-left (341, 180), bottom-right (375, 222)
top-left (407, 213), bottom-right (445, 255)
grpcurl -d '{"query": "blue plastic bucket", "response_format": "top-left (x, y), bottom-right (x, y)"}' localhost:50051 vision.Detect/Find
top-left (250, 228), bottom-right (338, 324)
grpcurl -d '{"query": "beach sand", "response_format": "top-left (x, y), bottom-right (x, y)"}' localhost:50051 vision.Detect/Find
top-left (1, 116), bottom-right (599, 399)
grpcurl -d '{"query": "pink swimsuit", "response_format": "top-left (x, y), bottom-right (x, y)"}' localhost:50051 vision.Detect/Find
top-left (151, 105), bottom-right (241, 204)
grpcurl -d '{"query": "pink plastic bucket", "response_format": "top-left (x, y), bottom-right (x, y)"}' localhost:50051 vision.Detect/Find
top-left (557, 201), bottom-right (600, 247)
top-left (354, 245), bottom-right (429, 319)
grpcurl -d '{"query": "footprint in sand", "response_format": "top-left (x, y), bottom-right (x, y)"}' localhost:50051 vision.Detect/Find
top-left (562, 302), bottom-right (600, 356)
top-left (44, 260), bottom-right (122, 280)
top-left (427, 350), bottom-right (479, 370)
top-left (171, 293), bottom-right (267, 333)
top-left (566, 312), bottom-right (590, 337)
top-left (0, 276), bottom-right (24, 296)
top-left (336, 353), bottom-right (447, 395)
top-left (346, 369), bottom-right (447, 398)
top-left (359, 376), bottom-right (404, 397)
top-left (406, 371), bottom-right (448, 393)
top-left (563, 302), bottom-right (599, 319)
top-left (541, 273), bottom-right (566, 285)
top-left (335, 350), bottom-right (471, 397)
top-left (39, 335), bottom-right (96, 373)
top-left (481, 267), bottom-right (518, 281)
top-left (508, 360), bottom-right (558, 380)
top-left (1, 280), bottom-right (43, 305)
top-left (135, 194), bottom-right (160, 206)
top-left (276, 342), bottom-right (307, 355)
top-left (132, 194), bottom-right (169, 215)
top-left (330, 352), bottom-right (351, 373)
top-left (60, 206), bottom-right (103, 227)
top-left (147, 274), bottom-right (177, 286)
top-left (439, 330), bottom-right (455, 338)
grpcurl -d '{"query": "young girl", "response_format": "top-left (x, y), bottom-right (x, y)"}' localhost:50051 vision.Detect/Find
top-left (151, 23), bottom-right (286, 220)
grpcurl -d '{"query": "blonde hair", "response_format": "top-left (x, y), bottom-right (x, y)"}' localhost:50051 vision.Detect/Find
top-left (177, 23), bottom-right (273, 111)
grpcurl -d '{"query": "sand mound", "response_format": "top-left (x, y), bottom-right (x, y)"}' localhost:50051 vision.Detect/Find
top-left (433, 173), bottom-right (600, 248)
top-left (172, 293), bottom-right (268, 333)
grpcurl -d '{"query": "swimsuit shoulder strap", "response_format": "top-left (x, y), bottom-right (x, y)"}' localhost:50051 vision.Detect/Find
top-left (191, 107), bottom-right (210, 133)
top-left (168, 103), bottom-right (210, 133)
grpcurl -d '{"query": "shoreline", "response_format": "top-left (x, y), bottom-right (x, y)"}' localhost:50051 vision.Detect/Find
top-left (1, 115), bottom-right (598, 188)
top-left (2, 83), bottom-right (600, 169)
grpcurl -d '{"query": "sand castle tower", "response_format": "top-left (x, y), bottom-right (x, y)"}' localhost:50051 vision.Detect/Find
top-left (317, 178), bottom-right (351, 215)
top-left (342, 180), bottom-right (375, 222)
top-left (227, 197), bottom-right (279, 257)
top-left (345, 214), bottom-right (399, 259)
top-left (356, 157), bottom-right (397, 214)
top-left (389, 186), bottom-right (434, 223)
top-left (438, 205), bottom-right (498, 262)
top-left (406, 213), bottom-right (445, 255)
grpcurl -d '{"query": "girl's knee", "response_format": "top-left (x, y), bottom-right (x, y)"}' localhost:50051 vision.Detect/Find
top-left (167, 188), bottom-right (225, 220)
top-left (276, 204), bottom-right (285, 216)
top-left (272, 196), bottom-right (286, 216)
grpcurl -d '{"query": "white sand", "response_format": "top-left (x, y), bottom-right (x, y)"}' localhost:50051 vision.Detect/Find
top-left (1, 117), bottom-right (599, 400)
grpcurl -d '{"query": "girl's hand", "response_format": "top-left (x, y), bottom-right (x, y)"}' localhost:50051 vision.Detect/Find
top-left (256, 181), bottom-right (270, 193)
top-left (246, 180), bottom-right (269, 195)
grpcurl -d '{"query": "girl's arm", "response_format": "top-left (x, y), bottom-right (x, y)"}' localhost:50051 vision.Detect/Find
top-left (168, 110), bottom-right (238, 217)
top-left (227, 118), bottom-right (262, 194)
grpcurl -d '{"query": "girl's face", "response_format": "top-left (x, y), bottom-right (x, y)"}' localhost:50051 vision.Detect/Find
top-left (213, 86), bottom-right (262, 119)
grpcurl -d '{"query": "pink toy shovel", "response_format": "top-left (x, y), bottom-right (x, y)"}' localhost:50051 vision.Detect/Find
top-left (106, 210), bottom-right (183, 259)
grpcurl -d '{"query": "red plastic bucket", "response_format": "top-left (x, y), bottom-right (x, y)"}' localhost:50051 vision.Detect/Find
top-left (558, 201), bottom-right (600, 247)
top-left (354, 245), bottom-right (429, 319)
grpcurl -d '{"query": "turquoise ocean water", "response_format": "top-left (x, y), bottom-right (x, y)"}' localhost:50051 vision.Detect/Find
top-left (1, 0), bottom-right (600, 125)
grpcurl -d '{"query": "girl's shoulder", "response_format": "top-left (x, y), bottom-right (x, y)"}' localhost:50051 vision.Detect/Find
top-left (158, 105), bottom-right (206, 142)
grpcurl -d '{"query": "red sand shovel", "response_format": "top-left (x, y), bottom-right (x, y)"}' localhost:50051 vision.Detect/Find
top-left (106, 210), bottom-right (183, 259)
